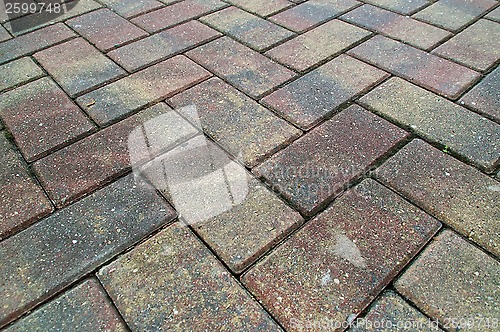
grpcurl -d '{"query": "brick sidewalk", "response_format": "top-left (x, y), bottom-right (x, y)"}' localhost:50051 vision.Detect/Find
top-left (0, 0), bottom-right (499, 331)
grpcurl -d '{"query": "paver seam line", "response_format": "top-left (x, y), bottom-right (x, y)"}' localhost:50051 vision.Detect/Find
top-left (94, 277), bottom-right (133, 332)
top-left (219, 0), bottom-right (296, 18)
top-left (431, 48), bottom-right (500, 74)
top-left (357, 0), bottom-right (437, 16)
top-left (0, 56), bottom-right (46, 94)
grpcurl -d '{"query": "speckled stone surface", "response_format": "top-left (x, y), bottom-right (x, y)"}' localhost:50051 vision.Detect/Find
top-left (170, 77), bottom-right (301, 167)
top-left (98, 223), bottom-right (282, 331)
top-left (224, 0), bottom-right (293, 16)
top-left (395, 230), bottom-right (500, 332)
top-left (459, 66), bottom-right (500, 122)
top-left (187, 37), bottom-right (295, 98)
top-left (0, 174), bottom-right (176, 328)
top-left (486, 7), bottom-right (500, 22)
top-left (359, 78), bottom-right (500, 172)
top-left (0, 26), bottom-right (11, 42)
top-left (0, 77), bottom-right (96, 162)
top-left (3, 278), bottom-right (128, 332)
top-left (242, 179), bottom-right (441, 331)
top-left (254, 105), bottom-right (408, 216)
top-left (0, 131), bottom-right (52, 240)
top-left (266, 19), bottom-right (370, 72)
top-left (108, 20), bottom-right (221, 72)
top-left (362, 0), bottom-right (430, 15)
top-left (97, 0), bottom-right (163, 18)
top-left (76, 55), bottom-right (210, 125)
top-left (375, 139), bottom-right (500, 257)
top-left (261, 54), bottom-right (388, 130)
top-left (0, 57), bottom-right (44, 92)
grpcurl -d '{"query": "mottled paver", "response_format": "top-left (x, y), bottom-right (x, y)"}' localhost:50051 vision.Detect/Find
top-left (261, 54), bottom-right (388, 130)
top-left (341, 4), bottom-right (451, 50)
top-left (3, 279), bottom-right (128, 332)
top-left (0, 25), bottom-right (10, 42)
top-left (0, 78), bottom-right (96, 162)
top-left (254, 106), bottom-right (408, 216)
top-left (98, 223), bottom-right (282, 331)
top-left (224, 0), bottom-right (293, 16)
top-left (433, 19), bottom-right (500, 72)
top-left (242, 179), bottom-right (441, 331)
top-left (395, 230), bottom-right (500, 331)
top-left (349, 35), bottom-right (480, 99)
top-left (201, 6), bottom-right (295, 51)
top-left (266, 19), bottom-right (370, 72)
top-left (187, 37), bottom-right (295, 98)
top-left (0, 174), bottom-right (176, 328)
top-left (376, 139), bottom-right (500, 256)
top-left (170, 77), bottom-right (301, 167)
top-left (0, 57), bottom-right (44, 92)
top-left (359, 78), bottom-right (500, 172)
top-left (362, 0), bottom-right (430, 14)
top-left (459, 66), bottom-right (500, 122)
top-left (0, 132), bottom-right (52, 240)
top-left (97, 0), bottom-right (164, 18)
top-left (486, 7), bottom-right (500, 22)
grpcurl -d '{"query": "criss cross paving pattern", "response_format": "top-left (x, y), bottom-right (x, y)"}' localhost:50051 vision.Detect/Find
top-left (0, 0), bottom-right (499, 331)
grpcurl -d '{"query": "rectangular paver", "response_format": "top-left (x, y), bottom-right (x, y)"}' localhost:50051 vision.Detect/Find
top-left (0, 25), bottom-right (11, 42)
top-left (0, 77), bottom-right (96, 162)
top-left (266, 19), bottom-right (370, 72)
top-left (0, 174), bottom-right (176, 328)
top-left (76, 55), bottom-right (211, 126)
top-left (0, 57), bottom-right (44, 92)
top-left (359, 77), bottom-right (500, 172)
top-left (224, 0), bottom-right (293, 16)
top-left (362, 0), bottom-right (430, 14)
top-left (375, 139), bottom-right (500, 256)
top-left (349, 35), bottom-right (480, 99)
top-left (98, 223), bottom-right (282, 331)
top-left (97, 0), bottom-right (164, 18)
top-left (261, 54), bottom-right (388, 130)
top-left (187, 37), bottom-right (295, 98)
top-left (459, 66), bottom-right (500, 122)
top-left (254, 105), bottom-right (409, 216)
top-left (242, 179), bottom-right (441, 331)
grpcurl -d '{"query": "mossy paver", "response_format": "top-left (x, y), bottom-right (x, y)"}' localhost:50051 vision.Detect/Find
top-left (224, 0), bottom-right (293, 16)
top-left (0, 57), bottom-right (44, 92)
top-left (242, 179), bottom-right (441, 331)
top-left (459, 66), bottom-right (500, 122)
top-left (97, 0), bottom-right (163, 18)
top-left (395, 230), bottom-right (500, 332)
top-left (362, 0), bottom-right (430, 15)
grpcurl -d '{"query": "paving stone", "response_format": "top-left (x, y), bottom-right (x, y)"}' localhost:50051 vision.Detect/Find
top-left (269, 0), bottom-right (359, 33)
top-left (265, 19), bottom-right (370, 72)
top-left (395, 230), bottom-right (500, 331)
top-left (254, 106), bottom-right (408, 216)
top-left (131, 0), bottom-right (228, 33)
top-left (170, 77), bottom-right (302, 167)
top-left (349, 35), bottom-right (480, 99)
top-left (187, 37), bottom-right (295, 98)
top-left (341, 4), bottom-right (452, 50)
top-left (66, 8), bottom-right (148, 52)
top-left (412, 0), bottom-right (497, 31)
top-left (350, 291), bottom-right (443, 332)
top-left (98, 223), bottom-right (282, 331)
top-left (261, 54), bottom-right (388, 130)
top-left (0, 174), bottom-right (176, 328)
top-left (3, 278), bottom-right (128, 332)
top-left (224, 0), bottom-right (293, 16)
top-left (0, 23), bottom-right (75, 65)
top-left (0, 57), bottom-right (44, 92)
top-left (375, 139), bottom-right (500, 256)
top-left (76, 56), bottom-right (210, 126)
top-left (433, 19), bottom-right (500, 72)
top-left (242, 179), bottom-right (441, 331)
top-left (98, 0), bottom-right (164, 18)
top-left (108, 20), bottom-right (221, 72)
top-left (0, 78), bottom-right (96, 162)
top-left (32, 103), bottom-right (197, 208)
top-left (459, 66), bottom-right (500, 122)
top-left (362, 0), bottom-right (430, 15)
top-left (0, 25), bottom-right (11, 42)
top-left (359, 78), bottom-right (500, 172)
top-left (200, 6), bottom-right (295, 51)
top-left (486, 7), bottom-right (500, 22)
top-left (0, 132), bottom-right (52, 241)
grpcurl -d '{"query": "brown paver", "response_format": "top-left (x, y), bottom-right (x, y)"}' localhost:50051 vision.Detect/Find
top-left (261, 54), bottom-right (388, 130)
top-left (108, 20), bottom-right (221, 72)
top-left (224, 0), bottom-right (293, 16)
top-left (0, 57), bottom-right (44, 92)
top-left (170, 77), bottom-right (302, 167)
top-left (0, 132), bottom-right (53, 241)
top-left (98, 223), bottom-right (282, 331)
top-left (266, 19), bottom-right (370, 72)
top-left (362, 0), bottom-right (430, 15)
top-left (359, 78), bottom-right (500, 172)
top-left (242, 179), bottom-right (441, 331)
top-left (97, 0), bottom-right (164, 18)
top-left (0, 78), bottom-right (96, 162)
top-left (187, 37), bottom-right (295, 98)
top-left (3, 278), bottom-right (128, 332)
top-left (254, 105), bottom-right (409, 216)
top-left (395, 230), bottom-right (500, 332)
top-left (76, 55), bottom-right (210, 126)
top-left (66, 8), bottom-right (148, 52)
top-left (433, 19), bottom-right (500, 72)
top-left (341, 4), bottom-right (452, 50)
top-left (459, 66), bottom-right (500, 122)
top-left (349, 35), bottom-right (480, 99)
top-left (375, 139), bottom-right (500, 256)
top-left (0, 174), bottom-right (176, 328)
top-left (200, 6), bottom-right (295, 51)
